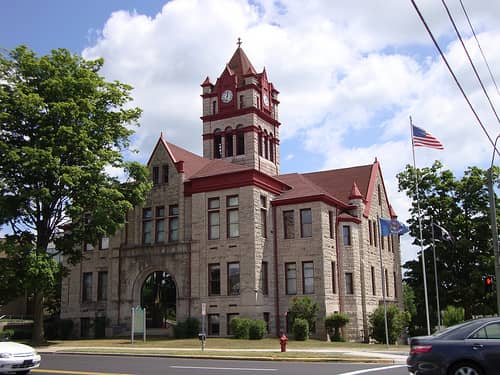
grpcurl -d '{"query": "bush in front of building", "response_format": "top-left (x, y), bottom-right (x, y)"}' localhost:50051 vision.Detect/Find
top-left (0, 329), bottom-right (14, 340)
top-left (248, 319), bottom-right (267, 340)
top-left (325, 312), bottom-right (350, 342)
top-left (369, 304), bottom-right (407, 344)
top-left (230, 317), bottom-right (252, 339)
top-left (174, 317), bottom-right (199, 338)
top-left (292, 318), bottom-right (309, 341)
top-left (288, 296), bottom-right (319, 334)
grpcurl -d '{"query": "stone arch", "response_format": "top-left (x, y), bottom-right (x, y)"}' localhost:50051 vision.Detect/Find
top-left (131, 267), bottom-right (178, 328)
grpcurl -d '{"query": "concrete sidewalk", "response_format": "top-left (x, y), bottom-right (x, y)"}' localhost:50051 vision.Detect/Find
top-left (37, 345), bottom-right (408, 364)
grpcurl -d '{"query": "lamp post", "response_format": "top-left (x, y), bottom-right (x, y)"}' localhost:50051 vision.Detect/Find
top-left (489, 135), bottom-right (500, 315)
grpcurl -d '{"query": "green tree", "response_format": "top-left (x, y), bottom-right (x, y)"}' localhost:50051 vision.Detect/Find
top-left (398, 162), bottom-right (499, 334)
top-left (403, 283), bottom-right (417, 336)
top-left (288, 296), bottom-right (319, 333)
top-left (0, 46), bottom-right (151, 344)
top-left (442, 305), bottom-right (465, 327)
top-left (325, 312), bottom-right (350, 341)
top-left (369, 305), bottom-right (407, 344)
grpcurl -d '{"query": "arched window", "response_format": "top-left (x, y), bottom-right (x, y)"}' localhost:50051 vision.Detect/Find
top-left (264, 131), bottom-right (269, 159)
top-left (214, 129), bottom-right (222, 159)
top-left (269, 134), bottom-right (274, 162)
top-left (236, 125), bottom-right (245, 155)
top-left (225, 127), bottom-right (233, 157)
top-left (258, 128), bottom-right (263, 156)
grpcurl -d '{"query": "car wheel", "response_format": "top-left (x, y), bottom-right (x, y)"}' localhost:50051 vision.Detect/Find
top-left (449, 362), bottom-right (484, 375)
top-left (15, 371), bottom-right (30, 375)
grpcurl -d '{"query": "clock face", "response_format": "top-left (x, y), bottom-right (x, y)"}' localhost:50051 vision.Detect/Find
top-left (221, 89), bottom-right (233, 103)
top-left (263, 93), bottom-right (269, 106)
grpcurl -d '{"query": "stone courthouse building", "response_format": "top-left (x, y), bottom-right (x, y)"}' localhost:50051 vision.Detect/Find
top-left (61, 44), bottom-right (403, 341)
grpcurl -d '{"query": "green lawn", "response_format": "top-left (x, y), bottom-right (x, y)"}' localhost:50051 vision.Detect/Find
top-left (44, 337), bottom-right (407, 352)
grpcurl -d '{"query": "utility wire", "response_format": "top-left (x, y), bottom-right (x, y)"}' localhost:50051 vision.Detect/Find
top-left (410, 0), bottom-right (499, 157)
top-left (459, 0), bottom-right (500, 96)
top-left (441, 0), bottom-right (499, 124)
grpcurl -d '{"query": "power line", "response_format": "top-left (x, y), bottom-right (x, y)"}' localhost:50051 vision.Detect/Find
top-left (409, 0), bottom-right (499, 157)
top-left (441, 0), bottom-right (499, 124)
top-left (459, 0), bottom-right (500, 96)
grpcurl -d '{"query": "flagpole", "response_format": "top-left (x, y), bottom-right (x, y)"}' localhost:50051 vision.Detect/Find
top-left (431, 218), bottom-right (441, 331)
top-left (410, 116), bottom-right (431, 336)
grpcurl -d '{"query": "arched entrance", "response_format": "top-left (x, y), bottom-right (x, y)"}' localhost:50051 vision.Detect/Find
top-left (140, 271), bottom-right (176, 328)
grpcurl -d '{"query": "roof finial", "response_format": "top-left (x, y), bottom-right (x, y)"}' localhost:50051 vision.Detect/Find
top-left (237, 37), bottom-right (242, 48)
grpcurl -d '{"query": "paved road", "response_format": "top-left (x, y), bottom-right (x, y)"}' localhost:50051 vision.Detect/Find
top-left (34, 354), bottom-right (409, 375)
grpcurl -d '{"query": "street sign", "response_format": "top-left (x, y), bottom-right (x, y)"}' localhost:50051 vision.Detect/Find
top-left (201, 303), bottom-right (206, 316)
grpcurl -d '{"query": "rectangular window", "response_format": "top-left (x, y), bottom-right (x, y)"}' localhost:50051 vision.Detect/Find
top-left (227, 196), bottom-right (239, 238)
top-left (208, 198), bottom-right (220, 240)
top-left (331, 261), bottom-right (337, 294)
top-left (227, 262), bottom-right (240, 295)
top-left (343, 225), bottom-right (351, 246)
top-left (328, 211), bottom-right (334, 239)
top-left (385, 269), bottom-right (389, 297)
top-left (263, 312), bottom-right (270, 333)
top-left (208, 263), bottom-right (220, 296)
top-left (239, 95), bottom-right (244, 109)
top-left (162, 164), bottom-right (169, 184)
top-left (285, 262), bottom-right (297, 295)
top-left (369, 220), bottom-right (373, 246)
top-left (156, 206), bottom-right (165, 243)
top-left (393, 272), bottom-right (398, 298)
top-left (152, 166), bottom-right (159, 185)
top-left (260, 195), bottom-right (267, 208)
top-left (227, 313), bottom-right (239, 336)
top-left (208, 314), bottom-right (220, 336)
top-left (283, 210), bottom-right (295, 239)
top-left (345, 272), bottom-right (354, 294)
top-left (302, 261), bottom-right (314, 294)
top-left (261, 261), bottom-right (269, 295)
top-left (143, 208), bottom-right (153, 244)
top-left (168, 205), bottom-right (179, 242)
top-left (300, 208), bottom-right (312, 237)
top-left (80, 318), bottom-right (91, 338)
top-left (261, 209), bottom-right (267, 238)
top-left (82, 272), bottom-right (92, 302)
top-left (99, 237), bottom-right (109, 250)
top-left (371, 266), bottom-right (376, 295)
top-left (374, 220), bottom-right (378, 247)
top-left (98, 271), bottom-right (107, 301)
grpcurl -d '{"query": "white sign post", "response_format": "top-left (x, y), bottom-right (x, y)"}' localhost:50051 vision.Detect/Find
top-left (200, 303), bottom-right (206, 351)
top-left (131, 306), bottom-right (146, 343)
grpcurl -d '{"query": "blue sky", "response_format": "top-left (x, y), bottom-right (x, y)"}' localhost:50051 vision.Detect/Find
top-left (2, 0), bottom-right (499, 262)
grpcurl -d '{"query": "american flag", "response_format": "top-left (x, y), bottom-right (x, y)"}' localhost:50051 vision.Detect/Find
top-left (412, 125), bottom-right (444, 149)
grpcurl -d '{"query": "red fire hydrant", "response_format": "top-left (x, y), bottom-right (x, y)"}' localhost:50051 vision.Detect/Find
top-left (280, 333), bottom-right (288, 352)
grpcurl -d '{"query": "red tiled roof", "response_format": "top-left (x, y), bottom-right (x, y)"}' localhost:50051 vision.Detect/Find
top-left (189, 159), bottom-right (252, 179)
top-left (302, 165), bottom-right (373, 205)
top-left (226, 47), bottom-right (257, 85)
top-left (161, 139), bottom-right (211, 179)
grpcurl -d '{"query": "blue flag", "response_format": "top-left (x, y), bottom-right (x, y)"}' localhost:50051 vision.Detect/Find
top-left (379, 218), bottom-right (409, 236)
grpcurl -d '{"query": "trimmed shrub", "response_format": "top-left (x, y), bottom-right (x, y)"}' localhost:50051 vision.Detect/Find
top-left (248, 319), bottom-right (267, 340)
top-left (292, 318), bottom-right (309, 341)
top-left (231, 317), bottom-right (251, 339)
top-left (369, 305), bottom-right (407, 344)
top-left (325, 313), bottom-right (350, 342)
top-left (174, 317), bottom-right (199, 338)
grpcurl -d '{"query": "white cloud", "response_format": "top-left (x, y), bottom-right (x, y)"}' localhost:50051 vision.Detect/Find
top-left (82, 0), bottom-right (500, 263)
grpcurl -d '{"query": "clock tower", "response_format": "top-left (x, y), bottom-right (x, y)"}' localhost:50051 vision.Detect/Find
top-left (200, 40), bottom-right (281, 176)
